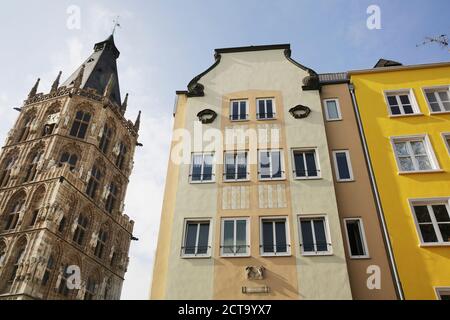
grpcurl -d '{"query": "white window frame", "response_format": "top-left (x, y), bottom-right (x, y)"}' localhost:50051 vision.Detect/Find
top-left (229, 100), bottom-right (249, 121)
top-left (259, 216), bottom-right (291, 257)
top-left (291, 148), bottom-right (321, 180)
top-left (343, 218), bottom-right (370, 259)
top-left (220, 217), bottom-right (250, 257)
top-left (390, 134), bottom-right (441, 174)
top-left (181, 218), bottom-right (212, 258)
top-left (435, 287), bottom-right (450, 300)
top-left (323, 98), bottom-right (342, 121)
top-left (442, 133), bottom-right (450, 154)
top-left (422, 85), bottom-right (450, 114)
top-left (256, 98), bottom-right (276, 120)
top-left (384, 89), bottom-right (421, 117)
top-left (258, 149), bottom-right (285, 181)
top-left (332, 150), bottom-right (354, 182)
top-left (298, 215), bottom-right (333, 256)
top-left (223, 151), bottom-right (249, 182)
top-left (409, 198), bottom-right (450, 247)
top-left (189, 152), bottom-right (215, 184)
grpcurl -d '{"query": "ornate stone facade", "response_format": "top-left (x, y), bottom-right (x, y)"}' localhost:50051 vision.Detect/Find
top-left (0, 35), bottom-right (139, 300)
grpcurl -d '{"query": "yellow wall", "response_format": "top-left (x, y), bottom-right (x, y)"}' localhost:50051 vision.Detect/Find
top-left (351, 65), bottom-right (450, 300)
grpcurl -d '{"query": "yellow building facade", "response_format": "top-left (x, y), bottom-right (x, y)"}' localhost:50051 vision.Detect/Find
top-left (350, 62), bottom-right (450, 300)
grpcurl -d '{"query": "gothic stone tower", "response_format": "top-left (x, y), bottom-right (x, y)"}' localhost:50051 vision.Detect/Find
top-left (0, 35), bottom-right (139, 300)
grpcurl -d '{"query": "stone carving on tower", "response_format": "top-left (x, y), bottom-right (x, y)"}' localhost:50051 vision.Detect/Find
top-left (0, 34), bottom-right (140, 300)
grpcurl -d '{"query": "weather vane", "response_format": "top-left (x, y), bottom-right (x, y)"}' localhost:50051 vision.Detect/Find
top-left (112, 16), bottom-right (121, 35)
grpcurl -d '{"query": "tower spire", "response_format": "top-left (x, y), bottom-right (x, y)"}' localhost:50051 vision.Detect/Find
top-left (134, 111), bottom-right (141, 132)
top-left (121, 93), bottom-right (129, 114)
top-left (73, 64), bottom-right (85, 89)
top-left (28, 78), bottom-right (40, 99)
top-left (51, 71), bottom-right (62, 93)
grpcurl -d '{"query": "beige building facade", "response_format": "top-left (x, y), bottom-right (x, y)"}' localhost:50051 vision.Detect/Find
top-left (152, 45), bottom-right (352, 300)
top-left (0, 35), bottom-right (138, 300)
top-left (319, 74), bottom-right (399, 299)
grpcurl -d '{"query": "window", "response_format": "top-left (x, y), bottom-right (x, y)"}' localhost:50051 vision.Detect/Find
top-left (292, 149), bottom-right (320, 179)
top-left (260, 217), bottom-right (290, 256)
top-left (41, 254), bottom-right (55, 286)
top-left (86, 166), bottom-right (102, 199)
top-left (436, 288), bottom-right (450, 300)
top-left (385, 90), bottom-right (419, 116)
top-left (230, 100), bottom-right (248, 121)
top-left (99, 124), bottom-right (113, 154)
top-left (58, 216), bottom-right (66, 233)
top-left (42, 111), bottom-right (60, 136)
top-left (110, 251), bottom-right (117, 267)
top-left (105, 182), bottom-right (118, 214)
top-left (344, 218), bottom-right (369, 258)
top-left (17, 116), bottom-right (32, 142)
top-left (69, 111), bottom-right (91, 139)
top-left (73, 214), bottom-right (89, 246)
top-left (58, 264), bottom-right (76, 297)
top-left (115, 142), bottom-right (128, 170)
top-left (182, 220), bottom-right (211, 257)
top-left (4, 199), bottom-right (24, 231)
top-left (190, 153), bottom-right (214, 183)
top-left (29, 209), bottom-right (39, 227)
top-left (257, 98), bottom-right (276, 120)
top-left (299, 216), bottom-right (332, 255)
top-left (23, 151), bottom-right (43, 183)
top-left (332, 150), bottom-right (354, 182)
top-left (258, 150), bottom-right (284, 180)
top-left (0, 242), bottom-right (6, 266)
top-left (0, 157), bottom-right (15, 188)
top-left (6, 247), bottom-right (25, 290)
top-left (224, 152), bottom-right (248, 181)
top-left (84, 277), bottom-right (97, 300)
top-left (94, 228), bottom-right (108, 259)
top-left (443, 133), bottom-right (450, 154)
top-left (411, 200), bottom-right (450, 245)
top-left (392, 136), bottom-right (439, 172)
top-left (323, 99), bottom-right (342, 121)
top-left (58, 152), bottom-right (78, 172)
top-left (424, 87), bottom-right (450, 113)
top-left (221, 218), bottom-right (249, 257)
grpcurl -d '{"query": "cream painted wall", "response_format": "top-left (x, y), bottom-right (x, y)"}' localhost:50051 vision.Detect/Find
top-left (160, 48), bottom-right (351, 299)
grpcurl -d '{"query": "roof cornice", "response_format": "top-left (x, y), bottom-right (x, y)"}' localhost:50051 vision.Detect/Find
top-left (349, 61), bottom-right (450, 76)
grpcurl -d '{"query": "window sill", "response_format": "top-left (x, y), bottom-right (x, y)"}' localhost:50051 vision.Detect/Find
top-left (260, 253), bottom-right (291, 257)
top-left (349, 255), bottom-right (371, 260)
top-left (301, 252), bottom-right (333, 257)
top-left (189, 180), bottom-right (216, 185)
top-left (398, 169), bottom-right (444, 175)
top-left (388, 113), bottom-right (424, 118)
top-left (259, 177), bottom-right (286, 182)
top-left (223, 179), bottom-right (250, 183)
top-left (229, 119), bottom-right (250, 123)
top-left (419, 243), bottom-right (450, 248)
top-left (336, 179), bottom-right (355, 183)
top-left (326, 118), bottom-right (343, 122)
top-left (257, 118), bottom-right (277, 121)
top-left (430, 111), bottom-right (450, 115)
top-left (181, 255), bottom-right (212, 259)
top-left (293, 176), bottom-right (322, 181)
top-left (220, 254), bottom-right (251, 259)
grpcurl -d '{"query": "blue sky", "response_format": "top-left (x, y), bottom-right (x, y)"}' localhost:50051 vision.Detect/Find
top-left (0, 0), bottom-right (448, 300)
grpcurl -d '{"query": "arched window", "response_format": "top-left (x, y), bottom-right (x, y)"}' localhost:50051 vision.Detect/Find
top-left (27, 187), bottom-right (45, 228)
top-left (3, 240), bottom-right (26, 293)
top-left (3, 194), bottom-right (25, 231)
top-left (69, 111), bottom-right (91, 139)
top-left (99, 124), bottom-right (114, 154)
top-left (57, 264), bottom-right (71, 297)
top-left (23, 151), bottom-right (43, 183)
top-left (115, 142), bottom-right (128, 170)
top-left (86, 166), bottom-right (102, 199)
top-left (17, 116), bottom-right (33, 142)
top-left (73, 214), bottom-right (89, 246)
top-left (41, 254), bottom-right (55, 286)
top-left (84, 276), bottom-right (97, 300)
top-left (105, 182), bottom-right (118, 214)
top-left (0, 157), bottom-right (15, 188)
top-left (94, 228), bottom-right (108, 259)
top-left (58, 152), bottom-right (78, 172)
top-left (0, 241), bottom-right (6, 265)
top-left (58, 216), bottom-right (67, 233)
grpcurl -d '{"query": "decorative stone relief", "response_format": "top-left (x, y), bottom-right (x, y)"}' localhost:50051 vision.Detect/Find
top-left (245, 266), bottom-right (265, 280)
top-left (222, 186), bottom-right (250, 210)
top-left (258, 184), bottom-right (287, 209)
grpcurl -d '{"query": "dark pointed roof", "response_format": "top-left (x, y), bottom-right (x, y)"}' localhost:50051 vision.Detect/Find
top-left (374, 59), bottom-right (403, 68)
top-left (62, 35), bottom-right (122, 105)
